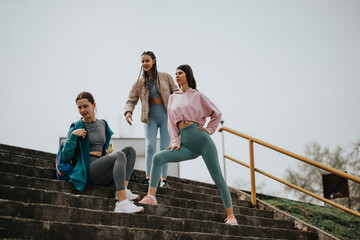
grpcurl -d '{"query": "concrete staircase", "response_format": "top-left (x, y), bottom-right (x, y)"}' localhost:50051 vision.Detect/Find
top-left (0, 144), bottom-right (319, 239)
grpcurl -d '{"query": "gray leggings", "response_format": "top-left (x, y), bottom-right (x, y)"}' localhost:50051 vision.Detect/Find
top-left (88, 147), bottom-right (136, 191)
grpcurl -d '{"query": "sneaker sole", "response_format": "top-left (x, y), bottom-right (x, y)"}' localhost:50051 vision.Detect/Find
top-left (139, 203), bottom-right (157, 205)
top-left (115, 193), bottom-right (140, 201)
top-left (138, 200), bottom-right (157, 205)
top-left (114, 207), bottom-right (144, 214)
top-left (225, 222), bottom-right (238, 226)
top-left (128, 195), bottom-right (140, 201)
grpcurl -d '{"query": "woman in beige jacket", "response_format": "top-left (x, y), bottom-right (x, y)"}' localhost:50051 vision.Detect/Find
top-left (124, 51), bottom-right (178, 187)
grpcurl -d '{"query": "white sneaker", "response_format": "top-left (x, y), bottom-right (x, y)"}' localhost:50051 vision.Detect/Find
top-left (224, 215), bottom-right (238, 225)
top-left (159, 180), bottom-right (170, 188)
top-left (114, 189), bottom-right (140, 201)
top-left (126, 188), bottom-right (140, 201)
top-left (114, 199), bottom-right (144, 213)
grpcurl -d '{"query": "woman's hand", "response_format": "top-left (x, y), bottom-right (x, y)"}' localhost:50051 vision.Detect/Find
top-left (106, 143), bottom-right (113, 155)
top-left (72, 128), bottom-right (87, 139)
top-left (125, 112), bottom-right (133, 126)
top-left (105, 149), bottom-right (113, 155)
top-left (197, 125), bottom-right (209, 134)
top-left (166, 145), bottom-right (181, 151)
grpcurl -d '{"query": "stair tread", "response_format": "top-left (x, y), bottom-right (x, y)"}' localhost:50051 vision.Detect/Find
top-left (0, 151), bottom-right (221, 190)
top-left (0, 160), bottom-right (229, 194)
top-left (0, 197), bottom-right (293, 230)
top-left (0, 144), bottom-right (54, 160)
top-left (1, 215), bottom-right (283, 240)
top-left (0, 200), bottom-right (314, 239)
top-left (0, 183), bottom-right (275, 219)
top-left (0, 171), bottom-right (239, 201)
top-left (0, 144), bottom-right (319, 240)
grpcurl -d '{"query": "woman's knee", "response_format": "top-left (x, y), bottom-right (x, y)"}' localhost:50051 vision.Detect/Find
top-left (114, 151), bottom-right (126, 165)
top-left (122, 146), bottom-right (136, 157)
top-left (114, 151), bottom-right (125, 159)
top-left (146, 142), bottom-right (156, 155)
top-left (153, 151), bottom-right (168, 166)
top-left (128, 146), bottom-right (136, 156)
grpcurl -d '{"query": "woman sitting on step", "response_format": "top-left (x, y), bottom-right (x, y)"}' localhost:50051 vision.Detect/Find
top-left (60, 91), bottom-right (143, 213)
top-left (139, 65), bottom-right (238, 225)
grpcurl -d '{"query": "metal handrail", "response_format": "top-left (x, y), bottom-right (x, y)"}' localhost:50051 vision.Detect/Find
top-left (219, 126), bottom-right (360, 218)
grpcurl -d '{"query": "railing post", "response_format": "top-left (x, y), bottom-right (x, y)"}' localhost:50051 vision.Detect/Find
top-left (249, 140), bottom-right (257, 207)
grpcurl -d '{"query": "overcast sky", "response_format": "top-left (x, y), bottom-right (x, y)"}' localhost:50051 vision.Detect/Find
top-left (1, 0), bottom-right (359, 199)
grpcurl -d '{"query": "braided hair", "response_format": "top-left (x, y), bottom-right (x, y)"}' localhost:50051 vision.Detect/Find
top-left (140, 51), bottom-right (158, 91)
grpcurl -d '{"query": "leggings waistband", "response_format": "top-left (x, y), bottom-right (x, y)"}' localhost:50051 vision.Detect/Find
top-left (89, 155), bottom-right (100, 163)
top-left (179, 122), bottom-right (199, 133)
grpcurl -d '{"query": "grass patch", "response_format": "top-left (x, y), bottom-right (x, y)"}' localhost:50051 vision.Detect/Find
top-left (256, 194), bottom-right (360, 240)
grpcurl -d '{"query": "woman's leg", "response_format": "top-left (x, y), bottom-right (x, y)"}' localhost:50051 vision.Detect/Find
top-left (148, 147), bottom-right (199, 196)
top-left (88, 151), bottom-right (143, 213)
top-left (88, 152), bottom-right (125, 188)
top-left (198, 133), bottom-right (235, 218)
top-left (120, 146), bottom-right (136, 185)
top-left (88, 151), bottom-right (127, 200)
top-left (144, 120), bottom-right (158, 179)
top-left (159, 116), bottom-right (170, 179)
top-left (117, 146), bottom-right (140, 201)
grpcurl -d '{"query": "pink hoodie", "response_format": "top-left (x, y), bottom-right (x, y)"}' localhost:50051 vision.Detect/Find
top-left (167, 88), bottom-right (222, 147)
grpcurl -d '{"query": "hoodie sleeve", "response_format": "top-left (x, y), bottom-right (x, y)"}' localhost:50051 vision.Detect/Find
top-left (60, 124), bottom-right (79, 162)
top-left (167, 95), bottom-right (181, 146)
top-left (200, 93), bottom-right (222, 135)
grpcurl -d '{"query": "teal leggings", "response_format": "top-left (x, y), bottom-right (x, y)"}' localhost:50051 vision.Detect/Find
top-left (150, 123), bottom-right (233, 208)
top-left (144, 104), bottom-right (169, 177)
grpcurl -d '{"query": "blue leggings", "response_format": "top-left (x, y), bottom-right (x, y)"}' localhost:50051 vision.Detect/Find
top-left (150, 123), bottom-right (233, 208)
top-left (144, 104), bottom-right (170, 177)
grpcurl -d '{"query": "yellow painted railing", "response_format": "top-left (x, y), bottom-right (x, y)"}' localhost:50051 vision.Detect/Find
top-left (218, 126), bottom-right (360, 218)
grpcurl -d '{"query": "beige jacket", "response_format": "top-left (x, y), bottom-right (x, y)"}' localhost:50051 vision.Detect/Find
top-left (124, 72), bottom-right (179, 123)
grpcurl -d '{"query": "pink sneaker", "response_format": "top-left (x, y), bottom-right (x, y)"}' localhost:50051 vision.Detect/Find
top-left (224, 215), bottom-right (238, 225)
top-left (139, 195), bottom-right (158, 205)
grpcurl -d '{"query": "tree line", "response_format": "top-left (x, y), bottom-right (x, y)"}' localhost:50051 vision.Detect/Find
top-left (285, 140), bottom-right (360, 211)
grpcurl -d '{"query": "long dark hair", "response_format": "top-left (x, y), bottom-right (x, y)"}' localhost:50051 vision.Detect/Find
top-left (140, 51), bottom-right (158, 91)
top-left (176, 64), bottom-right (197, 90)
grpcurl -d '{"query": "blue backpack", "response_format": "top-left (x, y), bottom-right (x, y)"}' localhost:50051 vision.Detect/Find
top-left (55, 142), bottom-right (75, 181)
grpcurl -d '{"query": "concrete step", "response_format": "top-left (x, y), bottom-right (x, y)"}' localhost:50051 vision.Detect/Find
top-left (0, 199), bottom-right (316, 239)
top-left (0, 192), bottom-right (292, 230)
top-left (0, 161), bottom-right (250, 208)
top-left (0, 176), bottom-right (297, 232)
top-left (0, 151), bottom-right (221, 193)
top-left (0, 146), bottom-right (221, 190)
top-left (0, 143), bottom-right (54, 160)
top-left (0, 160), bottom-right (56, 179)
top-left (0, 184), bottom-right (274, 220)
top-left (0, 152), bottom-right (227, 190)
top-left (0, 151), bottom-right (55, 168)
top-left (0, 143), bottom-right (320, 239)
top-left (0, 216), bottom-right (272, 240)
top-left (132, 174), bottom-right (239, 199)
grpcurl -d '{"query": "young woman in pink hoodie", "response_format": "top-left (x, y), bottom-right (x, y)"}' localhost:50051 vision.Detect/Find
top-left (139, 64), bottom-right (238, 225)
